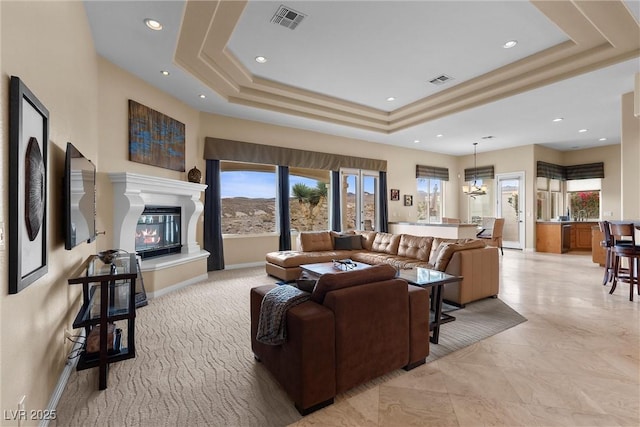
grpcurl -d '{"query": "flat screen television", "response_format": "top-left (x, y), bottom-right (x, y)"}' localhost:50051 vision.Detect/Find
top-left (64, 142), bottom-right (96, 249)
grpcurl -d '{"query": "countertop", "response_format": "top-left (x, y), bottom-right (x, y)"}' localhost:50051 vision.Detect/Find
top-left (389, 221), bottom-right (479, 227)
top-left (536, 221), bottom-right (598, 225)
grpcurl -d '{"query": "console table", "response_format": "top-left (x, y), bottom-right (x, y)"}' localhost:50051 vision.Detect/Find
top-left (68, 253), bottom-right (138, 390)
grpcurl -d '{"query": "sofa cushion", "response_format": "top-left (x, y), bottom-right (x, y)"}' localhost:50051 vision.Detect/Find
top-left (310, 264), bottom-right (397, 304)
top-left (334, 235), bottom-right (363, 251)
top-left (397, 234), bottom-right (433, 261)
top-left (428, 238), bottom-right (473, 264)
top-left (354, 230), bottom-right (377, 251)
top-left (266, 250), bottom-right (354, 268)
top-left (298, 231), bottom-right (333, 252)
top-left (371, 232), bottom-right (401, 254)
top-left (433, 239), bottom-right (487, 271)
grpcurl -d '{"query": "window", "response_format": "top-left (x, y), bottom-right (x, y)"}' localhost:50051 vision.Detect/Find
top-left (536, 178), bottom-right (563, 220)
top-left (341, 169), bottom-right (378, 231)
top-left (467, 178), bottom-right (493, 224)
top-left (567, 178), bottom-right (601, 220)
top-left (417, 178), bottom-right (443, 223)
top-left (220, 162), bottom-right (276, 234)
top-left (289, 167), bottom-right (330, 232)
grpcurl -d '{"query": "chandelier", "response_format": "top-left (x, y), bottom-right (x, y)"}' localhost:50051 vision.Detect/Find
top-left (462, 143), bottom-right (487, 196)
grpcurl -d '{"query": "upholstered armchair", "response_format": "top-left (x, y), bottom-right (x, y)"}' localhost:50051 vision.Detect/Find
top-left (478, 217), bottom-right (504, 255)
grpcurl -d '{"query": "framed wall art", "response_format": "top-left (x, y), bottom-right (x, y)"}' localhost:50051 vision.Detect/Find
top-left (390, 189), bottom-right (400, 201)
top-left (9, 76), bottom-right (49, 294)
top-left (404, 195), bottom-right (413, 206)
top-left (128, 99), bottom-right (185, 171)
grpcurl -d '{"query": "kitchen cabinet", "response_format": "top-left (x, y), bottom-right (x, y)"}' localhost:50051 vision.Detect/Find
top-left (536, 221), bottom-right (598, 253)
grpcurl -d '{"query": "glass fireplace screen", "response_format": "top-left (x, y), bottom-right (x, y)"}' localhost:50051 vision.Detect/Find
top-left (135, 206), bottom-right (181, 259)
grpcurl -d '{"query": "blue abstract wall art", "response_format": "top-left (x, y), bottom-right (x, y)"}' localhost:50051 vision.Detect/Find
top-left (129, 100), bottom-right (185, 171)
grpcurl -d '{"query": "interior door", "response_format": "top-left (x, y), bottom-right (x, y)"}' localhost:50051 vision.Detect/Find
top-left (496, 172), bottom-right (525, 249)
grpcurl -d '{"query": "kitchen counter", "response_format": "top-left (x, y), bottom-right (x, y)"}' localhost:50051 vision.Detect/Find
top-left (389, 222), bottom-right (479, 239)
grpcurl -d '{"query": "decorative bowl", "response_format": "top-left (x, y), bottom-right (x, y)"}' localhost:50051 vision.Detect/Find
top-left (97, 249), bottom-right (119, 264)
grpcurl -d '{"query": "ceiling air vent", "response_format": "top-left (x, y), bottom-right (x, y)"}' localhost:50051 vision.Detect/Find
top-left (271, 5), bottom-right (306, 30)
top-left (429, 74), bottom-right (454, 85)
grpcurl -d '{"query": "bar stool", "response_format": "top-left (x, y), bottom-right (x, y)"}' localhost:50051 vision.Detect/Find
top-left (598, 221), bottom-right (614, 286)
top-left (608, 223), bottom-right (640, 301)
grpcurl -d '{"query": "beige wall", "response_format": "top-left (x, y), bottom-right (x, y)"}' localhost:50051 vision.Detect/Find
top-left (95, 58), bottom-right (204, 251)
top-left (621, 92), bottom-right (640, 219)
top-left (1, 1), bottom-right (99, 422)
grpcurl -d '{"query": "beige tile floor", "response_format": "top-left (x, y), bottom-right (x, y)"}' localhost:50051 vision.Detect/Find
top-left (291, 250), bottom-right (640, 426)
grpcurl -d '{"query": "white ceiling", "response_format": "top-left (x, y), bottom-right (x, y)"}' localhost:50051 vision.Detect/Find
top-left (84, 0), bottom-right (640, 156)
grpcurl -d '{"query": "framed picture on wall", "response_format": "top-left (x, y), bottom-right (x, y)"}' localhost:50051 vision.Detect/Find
top-left (404, 195), bottom-right (413, 206)
top-left (9, 76), bottom-right (49, 294)
top-left (390, 189), bottom-right (400, 201)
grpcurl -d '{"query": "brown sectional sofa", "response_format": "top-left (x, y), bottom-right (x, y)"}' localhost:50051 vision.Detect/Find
top-left (251, 264), bottom-right (430, 414)
top-left (266, 230), bottom-right (500, 306)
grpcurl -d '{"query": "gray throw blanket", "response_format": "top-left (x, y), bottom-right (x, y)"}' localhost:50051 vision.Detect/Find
top-left (256, 285), bottom-right (310, 345)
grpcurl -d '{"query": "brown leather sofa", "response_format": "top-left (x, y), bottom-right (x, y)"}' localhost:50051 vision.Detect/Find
top-left (250, 264), bottom-right (430, 415)
top-left (266, 230), bottom-right (499, 306)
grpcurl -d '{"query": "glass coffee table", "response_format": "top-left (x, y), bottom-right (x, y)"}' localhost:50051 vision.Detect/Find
top-left (397, 268), bottom-right (461, 344)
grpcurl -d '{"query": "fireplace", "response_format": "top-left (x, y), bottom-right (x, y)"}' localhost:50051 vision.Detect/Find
top-left (109, 172), bottom-right (209, 298)
top-left (136, 206), bottom-right (182, 259)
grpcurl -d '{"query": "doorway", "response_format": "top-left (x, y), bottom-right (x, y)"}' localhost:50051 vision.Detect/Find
top-left (496, 172), bottom-right (525, 250)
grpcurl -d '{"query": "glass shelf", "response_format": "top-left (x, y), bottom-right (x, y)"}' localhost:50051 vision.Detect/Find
top-left (84, 281), bottom-right (131, 321)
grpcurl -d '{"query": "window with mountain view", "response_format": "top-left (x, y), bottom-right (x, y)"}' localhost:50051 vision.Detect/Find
top-left (220, 163), bottom-right (277, 234)
top-left (289, 167), bottom-right (330, 232)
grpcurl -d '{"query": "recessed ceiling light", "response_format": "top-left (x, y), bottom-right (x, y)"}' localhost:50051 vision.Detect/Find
top-left (578, 129), bottom-right (588, 133)
top-left (199, 94), bottom-right (206, 99)
top-left (255, 56), bottom-right (267, 63)
top-left (413, 140), bottom-right (420, 144)
top-left (552, 117), bottom-right (564, 122)
top-left (503, 40), bottom-right (518, 49)
top-left (386, 97), bottom-right (395, 102)
top-left (599, 137), bottom-right (607, 141)
top-left (160, 70), bottom-right (170, 76)
top-left (436, 134), bottom-right (443, 138)
top-left (144, 18), bottom-right (163, 31)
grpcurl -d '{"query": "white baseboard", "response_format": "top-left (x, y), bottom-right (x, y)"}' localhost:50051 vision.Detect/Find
top-left (41, 329), bottom-right (86, 427)
top-left (225, 261), bottom-right (264, 270)
top-left (146, 273), bottom-right (209, 299)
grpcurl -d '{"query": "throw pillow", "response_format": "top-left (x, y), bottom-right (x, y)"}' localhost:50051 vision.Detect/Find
top-left (348, 235), bottom-right (363, 250)
top-left (334, 236), bottom-right (354, 250)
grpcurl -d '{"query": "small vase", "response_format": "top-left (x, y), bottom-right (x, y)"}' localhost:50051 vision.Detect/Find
top-left (187, 166), bottom-right (201, 183)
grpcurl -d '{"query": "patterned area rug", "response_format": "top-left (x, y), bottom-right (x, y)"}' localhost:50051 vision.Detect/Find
top-left (53, 266), bottom-right (526, 427)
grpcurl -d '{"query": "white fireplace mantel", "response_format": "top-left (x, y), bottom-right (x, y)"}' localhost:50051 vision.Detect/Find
top-left (109, 172), bottom-right (208, 257)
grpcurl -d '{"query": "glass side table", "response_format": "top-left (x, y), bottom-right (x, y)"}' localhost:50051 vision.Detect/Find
top-left (397, 267), bottom-right (461, 344)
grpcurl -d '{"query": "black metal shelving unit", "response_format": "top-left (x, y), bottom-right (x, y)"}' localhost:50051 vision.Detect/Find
top-left (68, 253), bottom-right (138, 390)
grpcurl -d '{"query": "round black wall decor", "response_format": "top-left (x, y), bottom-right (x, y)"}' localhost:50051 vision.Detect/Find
top-left (25, 136), bottom-right (44, 241)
